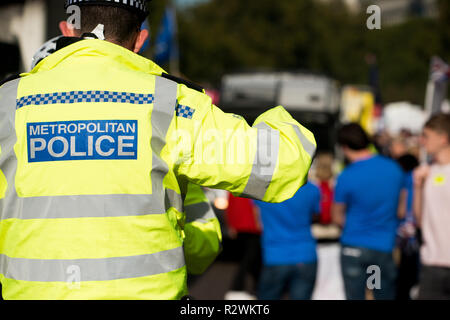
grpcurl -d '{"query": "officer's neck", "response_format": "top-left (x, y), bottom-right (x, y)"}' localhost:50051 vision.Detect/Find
top-left (73, 31), bottom-right (136, 52)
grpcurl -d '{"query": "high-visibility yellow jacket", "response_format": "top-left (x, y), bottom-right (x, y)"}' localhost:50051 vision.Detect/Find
top-left (0, 39), bottom-right (316, 300)
top-left (182, 183), bottom-right (222, 275)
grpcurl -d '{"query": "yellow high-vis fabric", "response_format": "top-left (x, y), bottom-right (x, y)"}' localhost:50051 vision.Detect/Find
top-left (167, 90), bottom-right (316, 203)
top-left (183, 183), bottom-right (222, 275)
top-left (0, 39), bottom-right (316, 300)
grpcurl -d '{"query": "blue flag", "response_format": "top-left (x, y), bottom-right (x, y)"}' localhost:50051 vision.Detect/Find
top-left (154, 6), bottom-right (178, 65)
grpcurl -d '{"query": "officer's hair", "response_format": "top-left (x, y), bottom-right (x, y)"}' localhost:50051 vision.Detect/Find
top-left (337, 123), bottom-right (371, 151)
top-left (75, 5), bottom-right (141, 45)
top-left (424, 113), bottom-right (450, 143)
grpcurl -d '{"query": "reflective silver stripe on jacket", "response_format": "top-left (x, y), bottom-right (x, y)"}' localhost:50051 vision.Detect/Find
top-left (152, 77), bottom-right (183, 213)
top-left (0, 246), bottom-right (185, 282)
top-left (2, 194), bottom-right (182, 220)
top-left (0, 79), bottom-right (20, 221)
top-left (287, 123), bottom-right (316, 159)
top-left (185, 202), bottom-right (216, 224)
top-left (2, 194), bottom-right (167, 220)
top-left (241, 123), bottom-right (280, 200)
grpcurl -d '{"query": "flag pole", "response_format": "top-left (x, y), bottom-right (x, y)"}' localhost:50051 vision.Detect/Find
top-left (424, 80), bottom-right (435, 118)
top-left (169, 1), bottom-right (180, 76)
top-left (421, 56), bottom-right (449, 164)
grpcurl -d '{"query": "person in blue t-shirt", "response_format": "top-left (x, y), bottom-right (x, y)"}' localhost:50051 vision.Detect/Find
top-left (332, 123), bottom-right (406, 300)
top-left (255, 182), bottom-right (320, 300)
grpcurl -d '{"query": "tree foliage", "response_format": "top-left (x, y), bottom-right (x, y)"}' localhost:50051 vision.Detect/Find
top-left (149, 0), bottom-right (449, 105)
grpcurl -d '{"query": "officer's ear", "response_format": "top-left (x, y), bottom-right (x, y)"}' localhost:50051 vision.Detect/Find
top-left (59, 21), bottom-right (78, 37)
top-left (133, 29), bottom-right (149, 53)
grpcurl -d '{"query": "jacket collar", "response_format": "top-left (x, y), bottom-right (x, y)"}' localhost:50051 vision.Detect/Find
top-left (26, 39), bottom-right (166, 77)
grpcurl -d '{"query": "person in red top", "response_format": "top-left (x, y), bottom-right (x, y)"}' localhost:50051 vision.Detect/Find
top-left (318, 181), bottom-right (333, 224)
top-left (315, 153), bottom-right (335, 225)
top-left (224, 193), bottom-right (262, 300)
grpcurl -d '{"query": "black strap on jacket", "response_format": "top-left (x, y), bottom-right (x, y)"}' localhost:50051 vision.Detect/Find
top-left (161, 73), bottom-right (204, 93)
top-left (55, 37), bottom-right (84, 51)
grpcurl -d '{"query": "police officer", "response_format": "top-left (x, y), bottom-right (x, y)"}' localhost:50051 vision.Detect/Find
top-left (0, 0), bottom-right (316, 299)
top-left (28, 25), bottom-right (223, 293)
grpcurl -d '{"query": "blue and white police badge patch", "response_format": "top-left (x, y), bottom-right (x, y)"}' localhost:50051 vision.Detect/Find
top-left (27, 120), bottom-right (138, 163)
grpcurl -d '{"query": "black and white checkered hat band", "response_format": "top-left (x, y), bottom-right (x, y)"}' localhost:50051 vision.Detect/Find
top-left (65, 0), bottom-right (149, 16)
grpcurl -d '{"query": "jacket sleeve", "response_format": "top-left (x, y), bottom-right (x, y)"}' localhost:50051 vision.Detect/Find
top-left (165, 84), bottom-right (316, 203)
top-left (183, 183), bottom-right (222, 275)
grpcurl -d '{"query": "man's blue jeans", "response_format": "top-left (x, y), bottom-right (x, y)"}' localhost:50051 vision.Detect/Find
top-left (340, 245), bottom-right (397, 300)
top-left (257, 262), bottom-right (317, 300)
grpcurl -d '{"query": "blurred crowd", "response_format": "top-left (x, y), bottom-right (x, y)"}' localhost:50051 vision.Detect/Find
top-left (206, 112), bottom-right (450, 301)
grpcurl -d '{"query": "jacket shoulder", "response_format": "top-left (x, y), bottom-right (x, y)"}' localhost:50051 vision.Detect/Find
top-left (160, 73), bottom-right (204, 93)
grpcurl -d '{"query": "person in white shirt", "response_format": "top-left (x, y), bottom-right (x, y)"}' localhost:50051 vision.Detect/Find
top-left (414, 113), bottom-right (450, 300)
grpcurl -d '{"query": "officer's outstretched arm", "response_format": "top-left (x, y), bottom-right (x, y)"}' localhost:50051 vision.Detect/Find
top-left (166, 85), bottom-right (316, 203)
top-left (182, 183), bottom-right (222, 275)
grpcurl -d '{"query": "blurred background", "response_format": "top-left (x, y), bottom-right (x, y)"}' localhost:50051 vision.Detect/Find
top-left (1, 0), bottom-right (449, 300)
top-left (2, 0), bottom-right (449, 150)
